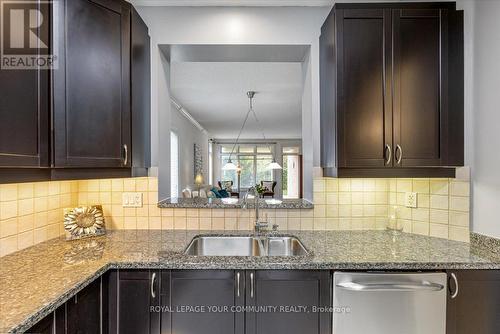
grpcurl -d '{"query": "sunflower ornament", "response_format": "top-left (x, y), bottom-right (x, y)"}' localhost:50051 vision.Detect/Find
top-left (64, 205), bottom-right (106, 240)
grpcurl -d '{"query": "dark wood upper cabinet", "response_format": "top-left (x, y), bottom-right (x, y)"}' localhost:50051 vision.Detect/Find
top-left (53, 0), bottom-right (131, 168)
top-left (0, 0), bottom-right (50, 169)
top-left (320, 2), bottom-right (464, 177)
top-left (0, 0), bottom-right (150, 183)
top-left (447, 270), bottom-right (500, 334)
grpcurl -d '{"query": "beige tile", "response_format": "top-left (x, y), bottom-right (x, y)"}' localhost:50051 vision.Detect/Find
top-left (34, 227), bottom-right (48, 243)
top-left (136, 178), bottom-right (149, 192)
top-left (161, 216), bottom-right (174, 229)
top-left (313, 179), bottom-right (325, 192)
top-left (123, 179), bottom-right (136, 192)
top-left (211, 218), bottom-right (224, 230)
top-left (325, 179), bottom-right (338, 192)
top-left (449, 211), bottom-right (469, 227)
top-left (78, 180), bottom-right (88, 192)
top-left (99, 179), bottom-right (112, 192)
top-left (412, 179), bottom-right (430, 193)
top-left (48, 195), bottom-right (60, 210)
top-left (313, 192), bottom-right (326, 205)
top-left (375, 192), bottom-right (388, 205)
top-left (17, 183), bottom-right (34, 199)
top-left (174, 217), bottom-right (187, 229)
top-left (124, 217), bottom-right (137, 230)
top-left (449, 196), bottom-right (469, 212)
top-left (375, 179), bottom-right (388, 192)
top-left (148, 177), bottom-right (159, 191)
top-left (18, 198), bottom-right (34, 216)
top-left (430, 180), bottom-right (449, 195)
top-left (351, 179), bottom-right (364, 192)
top-left (287, 210), bottom-right (300, 218)
top-left (325, 218), bottom-right (339, 230)
top-left (0, 218), bottom-right (18, 237)
top-left (338, 179), bottom-right (351, 192)
top-left (136, 206), bottom-right (148, 217)
top-left (34, 212), bottom-right (48, 228)
top-left (111, 205), bottom-right (124, 217)
top-left (313, 205), bottom-right (326, 218)
top-left (87, 192), bottom-right (100, 204)
top-left (363, 192), bottom-right (375, 205)
top-left (339, 218), bottom-right (351, 230)
top-left (300, 218), bottom-right (313, 230)
top-left (288, 218), bottom-right (300, 230)
top-left (363, 179), bottom-right (376, 192)
top-left (430, 209), bottom-right (449, 224)
top-left (0, 201), bottom-right (17, 220)
top-left (48, 182), bottom-right (60, 196)
top-left (18, 214), bottom-right (34, 232)
top-left (375, 205), bottom-right (388, 217)
top-left (397, 179), bottom-right (412, 192)
top-left (430, 195), bottom-right (449, 210)
top-left (60, 181), bottom-right (72, 194)
top-left (123, 207), bottom-right (136, 217)
top-left (60, 194), bottom-right (72, 207)
top-left (351, 218), bottom-right (364, 230)
top-left (148, 192), bottom-right (159, 204)
top-left (339, 193), bottom-right (351, 205)
top-left (326, 205), bottom-right (338, 218)
top-left (399, 207), bottom-right (412, 220)
top-left (412, 208), bottom-right (429, 222)
top-left (148, 205), bottom-right (161, 217)
top-left (78, 193), bottom-right (88, 205)
top-left (47, 223), bottom-right (59, 239)
top-left (449, 226), bottom-right (469, 242)
top-left (174, 208), bottom-right (187, 217)
top-left (111, 192), bottom-right (123, 204)
top-left (87, 180), bottom-right (100, 192)
top-left (375, 218), bottom-right (387, 230)
top-left (362, 218), bottom-right (376, 230)
top-left (389, 179), bottom-right (397, 192)
top-left (339, 205), bottom-right (351, 217)
top-left (418, 194), bottom-right (430, 208)
top-left (34, 182), bottom-right (49, 197)
top-left (211, 209), bottom-right (224, 218)
top-left (351, 192), bottom-right (363, 205)
top-left (301, 209), bottom-right (314, 218)
top-left (225, 209), bottom-right (239, 218)
top-left (412, 222), bottom-right (429, 236)
top-left (17, 230), bottom-right (34, 250)
top-left (199, 217), bottom-right (212, 230)
top-left (47, 209), bottom-right (61, 224)
top-left (326, 193), bottom-right (338, 205)
top-left (161, 208), bottom-right (173, 217)
top-left (0, 235), bottom-right (17, 256)
top-left (313, 218), bottom-right (326, 230)
top-left (400, 219), bottom-right (412, 233)
top-left (0, 184), bottom-right (18, 202)
top-left (351, 205), bottom-right (363, 217)
top-left (148, 216), bottom-right (162, 230)
top-left (224, 218), bottom-right (237, 230)
top-left (99, 192), bottom-right (112, 205)
top-left (187, 217), bottom-right (199, 230)
top-left (111, 179), bottom-right (124, 192)
top-left (450, 181), bottom-right (469, 197)
top-left (199, 209), bottom-right (211, 218)
top-left (363, 205), bottom-right (375, 217)
top-left (108, 216), bottom-right (124, 229)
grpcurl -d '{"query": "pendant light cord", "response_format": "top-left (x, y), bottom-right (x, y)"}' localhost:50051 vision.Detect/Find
top-left (228, 95), bottom-right (253, 161)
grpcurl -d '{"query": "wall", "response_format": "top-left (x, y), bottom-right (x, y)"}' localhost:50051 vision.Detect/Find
top-left (171, 102), bottom-right (209, 195)
top-left (468, 0), bottom-right (500, 239)
top-left (0, 176), bottom-right (469, 257)
top-left (137, 6), bottom-right (331, 199)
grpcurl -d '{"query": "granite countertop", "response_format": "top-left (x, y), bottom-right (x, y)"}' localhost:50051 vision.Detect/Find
top-left (157, 197), bottom-right (314, 209)
top-left (1, 230), bottom-right (500, 333)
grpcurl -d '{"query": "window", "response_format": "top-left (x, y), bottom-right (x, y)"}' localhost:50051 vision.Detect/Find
top-left (170, 131), bottom-right (179, 198)
top-left (282, 146), bottom-right (301, 199)
top-left (219, 144), bottom-right (275, 191)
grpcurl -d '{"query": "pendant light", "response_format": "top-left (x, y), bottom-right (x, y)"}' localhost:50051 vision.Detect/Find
top-left (222, 91), bottom-right (282, 171)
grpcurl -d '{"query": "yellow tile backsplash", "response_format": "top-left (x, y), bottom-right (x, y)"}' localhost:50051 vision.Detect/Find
top-left (0, 175), bottom-right (470, 257)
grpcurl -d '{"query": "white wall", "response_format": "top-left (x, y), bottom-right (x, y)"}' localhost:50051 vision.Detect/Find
top-left (137, 6), bottom-right (331, 200)
top-left (171, 103), bottom-right (209, 194)
top-left (458, 0), bottom-right (500, 239)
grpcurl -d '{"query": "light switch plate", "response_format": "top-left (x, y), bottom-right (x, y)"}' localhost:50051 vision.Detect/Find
top-left (405, 192), bottom-right (418, 208)
top-left (122, 192), bottom-right (143, 208)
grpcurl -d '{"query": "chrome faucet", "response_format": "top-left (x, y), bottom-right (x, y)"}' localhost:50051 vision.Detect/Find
top-left (243, 187), bottom-right (268, 234)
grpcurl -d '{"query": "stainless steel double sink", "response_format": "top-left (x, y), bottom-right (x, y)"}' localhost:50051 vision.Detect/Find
top-left (184, 235), bottom-right (309, 257)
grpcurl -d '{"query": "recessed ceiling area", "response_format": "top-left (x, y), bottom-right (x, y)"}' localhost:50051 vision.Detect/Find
top-left (167, 44), bottom-right (308, 140)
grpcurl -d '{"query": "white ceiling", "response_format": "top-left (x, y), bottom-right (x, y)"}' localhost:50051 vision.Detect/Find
top-left (131, 0), bottom-right (334, 6)
top-left (170, 61), bottom-right (303, 139)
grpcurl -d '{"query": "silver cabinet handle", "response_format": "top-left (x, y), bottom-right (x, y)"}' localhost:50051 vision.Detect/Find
top-left (336, 281), bottom-right (444, 292)
top-left (151, 272), bottom-right (156, 299)
top-left (123, 144), bottom-right (128, 166)
top-left (236, 272), bottom-right (241, 297)
top-left (395, 144), bottom-right (403, 164)
top-left (250, 272), bottom-right (254, 298)
top-left (385, 144), bottom-right (392, 165)
top-left (450, 273), bottom-right (459, 299)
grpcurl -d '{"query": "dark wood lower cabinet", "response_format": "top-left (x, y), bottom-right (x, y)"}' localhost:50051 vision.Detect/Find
top-left (25, 313), bottom-right (54, 334)
top-left (66, 278), bottom-right (101, 334)
top-left (246, 270), bottom-right (331, 334)
top-left (447, 270), bottom-right (500, 334)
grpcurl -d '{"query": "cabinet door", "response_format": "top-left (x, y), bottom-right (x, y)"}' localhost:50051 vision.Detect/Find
top-left (66, 278), bottom-right (101, 334)
top-left (336, 8), bottom-right (393, 168)
top-left (26, 313), bottom-right (54, 334)
top-left (162, 270), bottom-right (244, 334)
top-left (0, 0), bottom-right (49, 168)
top-left (447, 270), bottom-right (500, 334)
top-left (245, 270), bottom-right (330, 334)
top-left (117, 270), bottom-right (160, 334)
top-left (53, 0), bottom-right (130, 168)
top-left (393, 9), bottom-right (447, 167)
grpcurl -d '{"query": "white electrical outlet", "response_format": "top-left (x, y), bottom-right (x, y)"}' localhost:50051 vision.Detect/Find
top-left (405, 192), bottom-right (418, 208)
top-left (122, 192), bottom-right (143, 208)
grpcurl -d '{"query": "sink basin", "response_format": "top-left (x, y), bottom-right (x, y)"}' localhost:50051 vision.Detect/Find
top-left (184, 235), bottom-right (309, 257)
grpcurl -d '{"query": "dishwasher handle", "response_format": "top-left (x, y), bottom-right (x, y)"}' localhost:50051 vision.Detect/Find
top-left (336, 281), bottom-right (444, 292)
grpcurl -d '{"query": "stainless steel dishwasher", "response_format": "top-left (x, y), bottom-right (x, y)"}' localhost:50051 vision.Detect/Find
top-left (333, 272), bottom-right (447, 334)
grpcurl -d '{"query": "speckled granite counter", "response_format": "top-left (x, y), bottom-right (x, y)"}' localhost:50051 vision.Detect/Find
top-left (157, 197), bottom-right (314, 209)
top-left (1, 230), bottom-right (499, 333)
